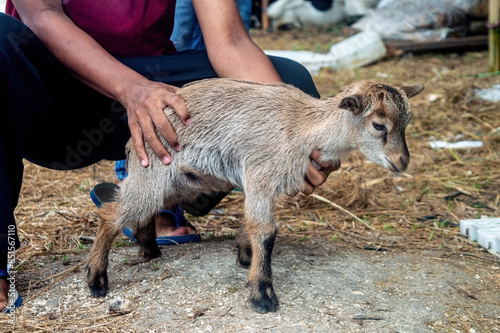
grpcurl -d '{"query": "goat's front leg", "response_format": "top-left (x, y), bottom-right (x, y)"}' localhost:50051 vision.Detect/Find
top-left (243, 190), bottom-right (279, 313)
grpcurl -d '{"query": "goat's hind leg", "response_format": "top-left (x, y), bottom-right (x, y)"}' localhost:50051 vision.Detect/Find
top-left (119, 180), bottom-right (174, 259)
top-left (134, 215), bottom-right (161, 259)
top-left (236, 227), bottom-right (252, 268)
top-left (86, 202), bottom-right (121, 298)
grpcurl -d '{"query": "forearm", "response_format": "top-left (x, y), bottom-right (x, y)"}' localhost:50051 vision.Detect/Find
top-left (207, 37), bottom-right (282, 83)
top-left (193, 0), bottom-right (282, 84)
top-left (13, 0), bottom-right (189, 166)
top-left (13, 2), bottom-right (144, 102)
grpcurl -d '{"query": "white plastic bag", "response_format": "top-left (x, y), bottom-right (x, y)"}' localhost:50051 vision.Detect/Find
top-left (352, 0), bottom-right (483, 42)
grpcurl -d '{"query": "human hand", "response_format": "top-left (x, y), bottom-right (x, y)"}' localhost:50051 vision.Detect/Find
top-left (301, 150), bottom-right (341, 195)
top-left (120, 79), bottom-right (190, 167)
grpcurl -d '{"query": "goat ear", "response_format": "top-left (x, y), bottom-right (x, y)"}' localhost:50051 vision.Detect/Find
top-left (400, 84), bottom-right (424, 98)
top-left (339, 94), bottom-right (364, 114)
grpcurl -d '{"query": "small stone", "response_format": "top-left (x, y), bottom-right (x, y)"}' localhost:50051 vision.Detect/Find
top-left (109, 297), bottom-right (132, 315)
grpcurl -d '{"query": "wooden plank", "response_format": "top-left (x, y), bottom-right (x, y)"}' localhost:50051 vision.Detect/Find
top-left (261, 0), bottom-right (271, 31)
top-left (489, 0), bottom-right (500, 71)
top-left (385, 36), bottom-right (488, 54)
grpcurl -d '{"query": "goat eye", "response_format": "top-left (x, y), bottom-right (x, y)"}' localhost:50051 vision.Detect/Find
top-left (372, 122), bottom-right (386, 131)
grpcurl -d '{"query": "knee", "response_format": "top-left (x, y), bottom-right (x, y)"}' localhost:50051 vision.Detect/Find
top-left (246, 223), bottom-right (278, 247)
top-left (269, 55), bottom-right (320, 98)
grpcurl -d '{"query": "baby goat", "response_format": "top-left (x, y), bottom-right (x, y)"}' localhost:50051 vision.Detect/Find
top-left (86, 79), bottom-right (423, 313)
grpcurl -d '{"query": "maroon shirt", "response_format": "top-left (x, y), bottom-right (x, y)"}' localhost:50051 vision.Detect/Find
top-left (6, 0), bottom-right (177, 56)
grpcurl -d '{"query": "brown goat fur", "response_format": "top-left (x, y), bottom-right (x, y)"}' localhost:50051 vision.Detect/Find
top-left (86, 78), bottom-right (424, 313)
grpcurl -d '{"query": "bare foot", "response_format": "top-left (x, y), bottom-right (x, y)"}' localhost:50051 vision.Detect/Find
top-left (155, 213), bottom-right (197, 238)
top-left (0, 277), bottom-right (8, 312)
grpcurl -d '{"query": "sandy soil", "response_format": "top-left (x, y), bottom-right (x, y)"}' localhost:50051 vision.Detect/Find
top-left (7, 239), bottom-right (500, 332)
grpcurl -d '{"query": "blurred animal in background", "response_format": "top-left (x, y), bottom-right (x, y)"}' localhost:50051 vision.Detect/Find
top-left (265, 0), bottom-right (379, 28)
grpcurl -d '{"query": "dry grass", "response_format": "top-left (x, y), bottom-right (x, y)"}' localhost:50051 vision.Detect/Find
top-left (2, 26), bottom-right (500, 331)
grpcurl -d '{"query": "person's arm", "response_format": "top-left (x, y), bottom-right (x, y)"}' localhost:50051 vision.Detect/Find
top-left (12, 0), bottom-right (188, 167)
top-left (193, 0), bottom-right (281, 82)
top-left (193, 0), bottom-right (339, 194)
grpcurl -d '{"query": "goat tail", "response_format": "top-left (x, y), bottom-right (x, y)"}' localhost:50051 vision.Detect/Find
top-left (98, 202), bottom-right (118, 225)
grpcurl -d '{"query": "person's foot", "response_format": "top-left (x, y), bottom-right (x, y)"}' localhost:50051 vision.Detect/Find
top-left (155, 212), bottom-right (197, 237)
top-left (91, 183), bottom-right (200, 245)
top-left (0, 277), bottom-right (8, 312)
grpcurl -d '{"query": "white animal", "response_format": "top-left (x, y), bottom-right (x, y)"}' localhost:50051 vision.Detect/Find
top-left (266, 0), bottom-right (379, 28)
top-left (267, 0), bottom-right (345, 28)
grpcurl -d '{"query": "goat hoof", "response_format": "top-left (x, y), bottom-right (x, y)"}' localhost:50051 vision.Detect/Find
top-left (142, 244), bottom-right (161, 259)
top-left (236, 244), bottom-right (252, 268)
top-left (87, 267), bottom-right (108, 298)
top-left (249, 282), bottom-right (279, 313)
top-left (250, 294), bottom-right (279, 313)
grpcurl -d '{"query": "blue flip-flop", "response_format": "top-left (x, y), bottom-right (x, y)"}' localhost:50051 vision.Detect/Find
top-left (1, 266), bottom-right (23, 314)
top-left (90, 183), bottom-right (201, 245)
top-left (90, 182), bottom-right (120, 208)
top-left (123, 206), bottom-right (201, 245)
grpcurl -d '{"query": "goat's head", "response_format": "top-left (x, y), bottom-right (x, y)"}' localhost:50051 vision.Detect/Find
top-left (339, 81), bottom-right (424, 172)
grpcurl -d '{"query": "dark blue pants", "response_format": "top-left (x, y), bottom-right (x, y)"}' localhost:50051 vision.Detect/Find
top-left (0, 13), bottom-right (319, 261)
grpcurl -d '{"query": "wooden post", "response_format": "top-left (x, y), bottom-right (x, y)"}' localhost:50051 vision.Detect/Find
top-left (489, 0), bottom-right (500, 72)
top-left (261, 0), bottom-right (271, 31)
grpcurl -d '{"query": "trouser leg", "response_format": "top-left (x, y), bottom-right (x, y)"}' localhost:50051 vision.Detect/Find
top-left (0, 13), bottom-right (54, 254)
top-left (118, 50), bottom-right (319, 97)
top-left (0, 13), bottom-right (130, 253)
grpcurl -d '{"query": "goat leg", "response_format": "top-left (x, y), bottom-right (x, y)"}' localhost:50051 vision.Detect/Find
top-left (86, 202), bottom-right (121, 297)
top-left (236, 226), bottom-right (252, 268)
top-left (244, 189), bottom-right (279, 313)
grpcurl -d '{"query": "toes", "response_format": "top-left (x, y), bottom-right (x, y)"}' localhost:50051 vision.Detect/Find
top-left (185, 225), bottom-right (198, 235)
top-left (165, 226), bottom-right (188, 236)
top-left (155, 214), bottom-right (198, 237)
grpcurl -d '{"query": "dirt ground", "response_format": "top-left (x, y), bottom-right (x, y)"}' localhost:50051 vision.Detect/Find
top-left (5, 239), bottom-right (500, 333)
top-left (1, 25), bottom-right (499, 333)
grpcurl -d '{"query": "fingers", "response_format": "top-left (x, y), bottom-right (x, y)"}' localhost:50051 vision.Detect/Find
top-left (309, 149), bottom-right (323, 166)
top-left (129, 121), bottom-right (147, 167)
top-left (302, 176), bottom-right (315, 196)
top-left (289, 162), bottom-right (330, 197)
top-left (153, 90), bottom-right (188, 152)
top-left (150, 106), bottom-right (180, 151)
top-left (309, 150), bottom-right (341, 172)
top-left (129, 117), bottom-right (172, 167)
top-left (301, 150), bottom-right (342, 196)
top-left (124, 82), bottom-right (190, 167)
top-left (128, 104), bottom-right (176, 167)
top-left (302, 163), bottom-right (325, 195)
top-left (166, 90), bottom-right (191, 125)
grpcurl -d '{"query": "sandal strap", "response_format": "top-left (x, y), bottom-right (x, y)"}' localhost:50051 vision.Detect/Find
top-left (90, 183), bottom-right (120, 208)
top-left (158, 205), bottom-right (185, 229)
